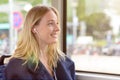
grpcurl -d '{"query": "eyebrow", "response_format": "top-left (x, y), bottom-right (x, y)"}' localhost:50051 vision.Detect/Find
top-left (47, 20), bottom-right (55, 22)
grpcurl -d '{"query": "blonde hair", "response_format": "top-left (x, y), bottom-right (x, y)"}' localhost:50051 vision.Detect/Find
top-left (12, 5), bottom-right (65, 70)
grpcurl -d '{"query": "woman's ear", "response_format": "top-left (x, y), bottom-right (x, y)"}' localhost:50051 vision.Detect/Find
top-left (31, 27), bottom-right (36, 34)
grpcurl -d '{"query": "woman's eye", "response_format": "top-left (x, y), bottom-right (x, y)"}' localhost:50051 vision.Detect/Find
top-left (48, 23), bottom-right (53, 26)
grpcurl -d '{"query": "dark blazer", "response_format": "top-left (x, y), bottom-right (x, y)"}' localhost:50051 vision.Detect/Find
top-left (4, 56), bottom-right (75, 80)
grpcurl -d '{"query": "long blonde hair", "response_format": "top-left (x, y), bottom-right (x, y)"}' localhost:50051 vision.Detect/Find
top-left (12, 5), bottom-right (65, 70)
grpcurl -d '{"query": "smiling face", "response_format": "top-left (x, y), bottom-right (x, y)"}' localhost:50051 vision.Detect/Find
top-left (34, 10), bottom-right (60, 45)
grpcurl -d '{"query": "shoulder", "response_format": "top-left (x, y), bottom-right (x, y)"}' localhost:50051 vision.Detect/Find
top-left (58, 56), bottom-right (75, 70)
top-left (5, 58), bottom-right (26, 74)
top-left (4, 58), bottom-right (29, 79)
top-left (8, 57), bottom-right (24, 63)
top-left (6, 58), bottom-right (25, 68)
top-left (61, 56), bottom-right (74, 66)
top-left (57, 56), bottom-right (75, 80)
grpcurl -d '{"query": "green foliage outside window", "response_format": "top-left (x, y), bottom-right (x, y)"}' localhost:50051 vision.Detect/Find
top-left (0, 13), bottom-right (8, 23)
top-left (0, 0), bottom-right (8, 4)
top-left (0, 0), bottom-right (52, 23)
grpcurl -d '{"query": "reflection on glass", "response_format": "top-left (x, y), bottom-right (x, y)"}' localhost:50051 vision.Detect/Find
top-left (67, 0), bottom-right (120, 74)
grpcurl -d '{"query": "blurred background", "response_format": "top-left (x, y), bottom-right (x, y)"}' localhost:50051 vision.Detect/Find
top-left (67, 0), bottom-right (120, 75)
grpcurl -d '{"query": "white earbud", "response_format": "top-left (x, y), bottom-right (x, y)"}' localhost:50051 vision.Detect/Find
top-left (34, 28), bottom-right (36, 32)
top-left (34, 28), bottom-right (37, 33)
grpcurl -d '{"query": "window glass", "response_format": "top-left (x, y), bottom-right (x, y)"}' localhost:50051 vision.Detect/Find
top-left (0, 0), bottom-right (51, 55)
top-left (67, 0), bottom-right (120, 75)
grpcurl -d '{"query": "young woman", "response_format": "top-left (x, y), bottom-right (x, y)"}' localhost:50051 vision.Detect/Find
top-left (5, 5), bottom-right (75, 80)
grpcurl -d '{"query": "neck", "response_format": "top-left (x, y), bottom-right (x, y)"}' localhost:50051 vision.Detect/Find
top-left (39, 45), bottom-right (53, 76)
top-left (38, 40), bottom-right (48, 53)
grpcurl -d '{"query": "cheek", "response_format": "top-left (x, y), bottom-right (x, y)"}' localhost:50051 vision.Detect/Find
top-left (38, 27), bottom-right (53, 38)
top-left (43, 29), bottom-right (52, 37)
top-left (47, 28), bottom-right (54, 35)
top-left (49, 27), bottom-right (54, 31)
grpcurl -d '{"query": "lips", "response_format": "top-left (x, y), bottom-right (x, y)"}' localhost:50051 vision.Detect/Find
top-left (51, 33), bottom-right (58, 38)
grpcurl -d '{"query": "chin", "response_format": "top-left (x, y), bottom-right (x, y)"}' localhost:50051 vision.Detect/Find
top-left (49, 40), bottom-right (57, 44)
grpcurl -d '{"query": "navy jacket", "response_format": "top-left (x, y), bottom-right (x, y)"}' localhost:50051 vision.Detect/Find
top-left (4, 57), bottom-right (75, 80)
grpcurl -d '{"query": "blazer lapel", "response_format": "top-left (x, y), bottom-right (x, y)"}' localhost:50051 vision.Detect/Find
top-left (27, 61), bottom-right (54, 80)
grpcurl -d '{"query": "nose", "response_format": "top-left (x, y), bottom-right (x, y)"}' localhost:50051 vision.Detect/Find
top-left (54, 23), bottom-right (60, 32)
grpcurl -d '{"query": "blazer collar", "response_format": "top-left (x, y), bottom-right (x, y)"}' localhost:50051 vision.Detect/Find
top-left (27, 61), bottom-right (54, 80)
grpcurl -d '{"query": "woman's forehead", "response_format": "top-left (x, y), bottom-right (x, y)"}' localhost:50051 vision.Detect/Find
top-left (41, 10), bottom-right (58, 22)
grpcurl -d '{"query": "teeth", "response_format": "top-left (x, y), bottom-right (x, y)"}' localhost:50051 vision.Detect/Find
top-left (51, 34), bottom-right (58, 38)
